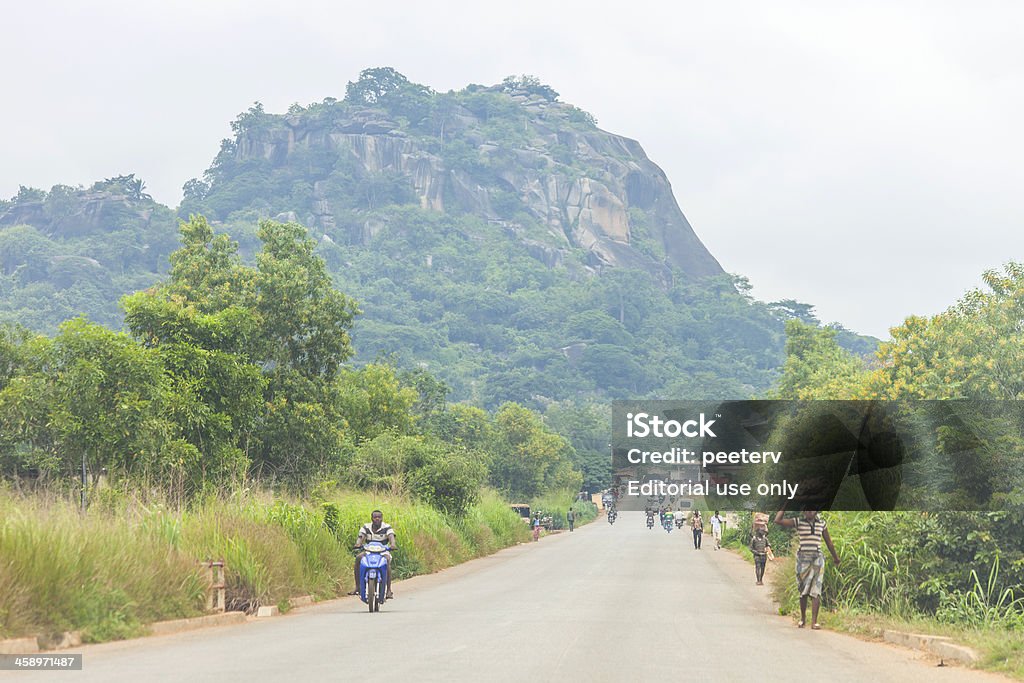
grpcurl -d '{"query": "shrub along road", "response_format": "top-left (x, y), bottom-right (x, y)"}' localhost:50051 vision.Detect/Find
top-left (10, 513), bottom-right (1008, 682)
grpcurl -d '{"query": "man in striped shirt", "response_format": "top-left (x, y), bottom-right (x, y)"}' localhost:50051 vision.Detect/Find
top-left (348, 510), bottom-right (397, 599)
top-left (773, 508), bottom-right (840, 629)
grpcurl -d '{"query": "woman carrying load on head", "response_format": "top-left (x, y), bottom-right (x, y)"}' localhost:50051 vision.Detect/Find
top-left (773, 507), bottom-right (840, 629)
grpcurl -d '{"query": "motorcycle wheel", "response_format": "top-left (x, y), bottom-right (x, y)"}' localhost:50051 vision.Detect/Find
top-left (366, 578), bottom-right (377, 613)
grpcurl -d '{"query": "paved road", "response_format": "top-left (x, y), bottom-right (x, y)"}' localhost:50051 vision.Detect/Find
top-left (13, 513), bottom-right (1006, 682)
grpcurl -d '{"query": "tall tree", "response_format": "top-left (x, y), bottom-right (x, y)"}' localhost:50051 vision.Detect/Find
top-left (771, 320), bottom-right (868, 399)
top-left (252, 220), bottom-right (360, 378)
top-left (489, 403), bottom-right (581, 499)
top-left (867, 262), bottom-right (1024, 400)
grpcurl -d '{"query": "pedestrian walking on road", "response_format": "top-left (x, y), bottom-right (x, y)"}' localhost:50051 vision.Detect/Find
top-left (691, 511), bottom-right (703, 549)
top-left (567, 508), bottom-right (575, 532)
top-left (532, 514), bottom-right (541, 542)
top-left (749, 527), bottom-right (771, 585)
top-left (710, 511), bottom-right (724, 550)
top-left (773, 508), bottom-right (841, 629)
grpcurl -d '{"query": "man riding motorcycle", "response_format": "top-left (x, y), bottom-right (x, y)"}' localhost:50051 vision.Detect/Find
top-left (673, 508), bottom-right (686, 529)
top-left (349, 510), bottom-right (397, 599)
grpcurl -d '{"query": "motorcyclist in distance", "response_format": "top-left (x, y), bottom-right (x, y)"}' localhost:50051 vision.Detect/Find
top-left (349, 510), bottom-right (397, 599)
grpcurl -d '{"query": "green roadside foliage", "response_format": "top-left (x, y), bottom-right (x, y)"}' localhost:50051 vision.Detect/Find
top-left (0, 487), bottom-right (528, 643)
top-left (0, 216), bottom-right (599, 504)
top-left (764, 262), bottom-right (1024, 678)
top-left (529, 489), bottom-right (598, 530)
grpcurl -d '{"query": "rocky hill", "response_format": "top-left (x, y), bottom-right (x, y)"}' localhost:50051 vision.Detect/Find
top-left (0, 70), bottom-right (876, 406)
top-left (0, 176), bottom-right (178, 330)
top-left (182, 70), bottom-right (722, 283)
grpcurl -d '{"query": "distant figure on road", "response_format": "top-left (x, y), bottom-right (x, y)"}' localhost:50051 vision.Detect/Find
top-left (532, 514), bottom-right (541, 542)
top-left (749, 527), bottom-right (771, 585)
top-left (773, 508), bottom-right (841, 629)
top-left (691, 511), bottom-right (703, 549)
top-left (710, 511), bottom-right (725, 550)
top-left (567, 508), bottom-right (575, 532)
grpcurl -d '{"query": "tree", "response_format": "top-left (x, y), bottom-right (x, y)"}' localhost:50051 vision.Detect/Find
top-left (252, 220), bottom-right (360, 378)
top-left (12, 186), bottom-right (46, 204)
top-left (771, 320), bottom-right (869, 399)
top-left (345, 67), bottom-right (415, 105)
top-left (0, 326), bottom-right (57, 478)
top-left (867, 262), bottom-right (1024, 400)
top-left (181, 178), bottom-right (209, 203)
top-left (0, 225), bottom-right (56, 278)
top-left (489, 403), bottom-right (581, 499)
top-left (124, 215), bottom-right (362, 491)
top-left (230, 102), bottom-right (269, 135)
top-left (563, 310), bottom-right (631, 345)
top-left (48, 318), bottom-right (175, 485)
top-left (398, 366), bottom-right (450, 424)
top-left (544, 401), bottom-right (611, 493)
top-left (91, 174), bottom-right (150, 200)
top-left (768, 299), bottom-right (820, 325)
top-left (500, 75), bottom-right (559, 102)
top-left (429, 403), bottom-right (494, 451)
top-left (334, 363), bottom-right (418, 443)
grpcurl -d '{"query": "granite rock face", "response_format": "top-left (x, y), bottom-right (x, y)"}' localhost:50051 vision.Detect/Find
top-left (224, 91), bottom-right (724, 281)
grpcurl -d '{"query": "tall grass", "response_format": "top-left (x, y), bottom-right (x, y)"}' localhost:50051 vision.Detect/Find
top-left (0, 486), bottom-right (529, 643)
top-left (936, 557), bottom-right (1024, 629)
top-left (770, 512), bottom-right (1024, 630)
top-left (769, 512), bottom-right (915, 618)
top-left (530, 490), bottom-right (598, 529)
top-left (0, 494), bottom-right (207, 643)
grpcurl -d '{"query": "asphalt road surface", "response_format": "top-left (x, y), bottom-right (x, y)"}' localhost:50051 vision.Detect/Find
top-left (12, 512), bottom-right (1008, 682)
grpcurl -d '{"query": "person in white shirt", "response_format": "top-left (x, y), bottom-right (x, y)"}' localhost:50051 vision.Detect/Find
top-left (710, 511), bottom-right (725, 550)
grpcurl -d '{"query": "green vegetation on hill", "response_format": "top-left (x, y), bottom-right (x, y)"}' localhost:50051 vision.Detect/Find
top-left (0, 70), bottom-right (878, 415)
top-left (0, 69), bottom-right (879, 493)
top-left (315, 206), bottom-right (791, 406)
top-left (172, 67), bottom-right (876, 407)
top-left (0, 217), bottom-right (587, 506)
top-left (0, 176), bottom-right (179, 332)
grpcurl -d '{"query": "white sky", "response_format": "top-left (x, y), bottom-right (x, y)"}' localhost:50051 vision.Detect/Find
top-left (3, 0), bottom-right (1023, 339)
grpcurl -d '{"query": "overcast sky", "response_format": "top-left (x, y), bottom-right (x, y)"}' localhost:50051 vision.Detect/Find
top-left (3, 0), bottom-right (1022, 339)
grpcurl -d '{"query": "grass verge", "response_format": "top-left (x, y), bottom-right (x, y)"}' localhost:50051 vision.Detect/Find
top-left (760, 552), bottom-right (1024, 679)
top-left (0, 487), bottom-right (528, 643)
top-left (529, 490), bottom-right (598, 530)
top-left (819, 610), bottom-right (1024, 679)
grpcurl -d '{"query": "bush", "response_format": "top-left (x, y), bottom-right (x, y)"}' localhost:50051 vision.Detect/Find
top-left (530, 490), bottom-right (597, 530)
top-left (349, 432), bottom-right (486, 515)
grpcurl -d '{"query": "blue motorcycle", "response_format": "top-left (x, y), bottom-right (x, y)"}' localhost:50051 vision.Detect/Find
top-left (357, 541), bottom-right (391, 612)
